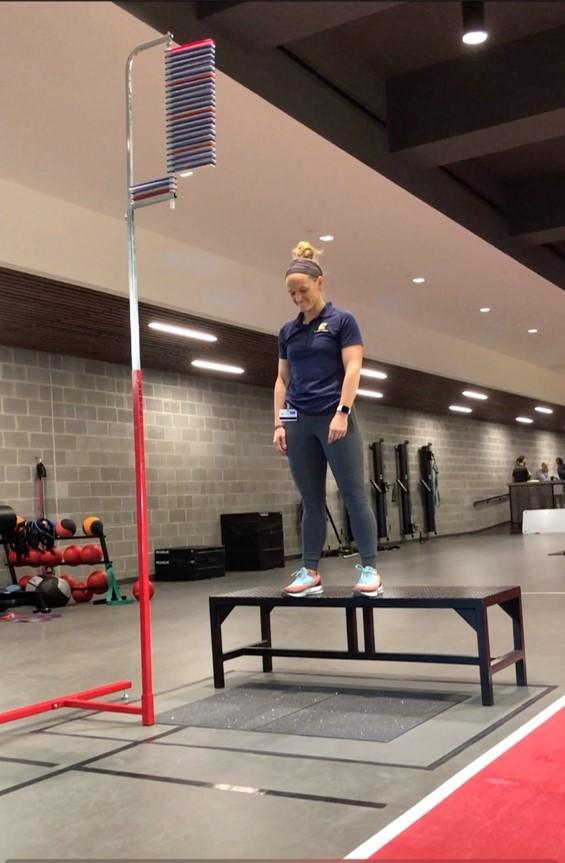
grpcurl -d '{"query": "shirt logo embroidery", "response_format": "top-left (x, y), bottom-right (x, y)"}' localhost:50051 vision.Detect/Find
top-left (315, 322), bottom-right (329, 333)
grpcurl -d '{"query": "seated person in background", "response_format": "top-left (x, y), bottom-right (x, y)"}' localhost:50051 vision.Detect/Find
top-left (512, 455), bottom-right (531, 483)
top-left (535, 462), bottom-right (550, 481)
top-left (554, 458), bottom-right (565, 508)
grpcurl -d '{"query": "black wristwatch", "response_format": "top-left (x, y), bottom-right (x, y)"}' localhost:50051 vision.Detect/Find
top-left (336, 404), bottom-right (350, 415)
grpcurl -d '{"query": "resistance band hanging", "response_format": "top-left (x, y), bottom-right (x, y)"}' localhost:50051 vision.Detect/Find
top-left (328, 504), bottom-right (356, 557)
top-left (35, 458), bottom-right (47, 520)
top-left (394, 441), bottom-right (415, 537)
top-left (370, 440), bottom-right (389, 540)
top-left (343, 507), bottom-right (353, 546)
top-left (300, 498), bottom-right (357, 558)
top-left (418, 442), bottom-right (439, 535)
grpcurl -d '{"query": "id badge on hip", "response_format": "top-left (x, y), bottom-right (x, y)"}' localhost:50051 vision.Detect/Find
top-left (279, 408), bottom-right (298, 422)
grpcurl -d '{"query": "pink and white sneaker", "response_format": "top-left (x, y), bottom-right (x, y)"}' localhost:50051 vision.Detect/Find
top-left (282, 567), bottom-right (323, 597)
top-left (352, 564), bottom-right (383, 597)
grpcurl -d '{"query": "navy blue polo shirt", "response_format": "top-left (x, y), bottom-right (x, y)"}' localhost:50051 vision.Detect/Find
top-left (278, 302), bottom-right (363, 415)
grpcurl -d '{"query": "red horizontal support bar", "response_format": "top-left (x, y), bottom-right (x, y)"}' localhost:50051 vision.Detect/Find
top-left (0, 680), bottom-right (132, 725)
top-left (63, 699), bottom-right (143, 715)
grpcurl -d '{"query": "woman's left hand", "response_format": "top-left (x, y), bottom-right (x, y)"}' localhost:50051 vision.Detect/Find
top-left (328, 412), bottom-right (349, 444)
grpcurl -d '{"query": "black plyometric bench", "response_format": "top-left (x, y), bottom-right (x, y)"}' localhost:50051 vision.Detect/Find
top-left (209, 586), bottom-right (527, 706)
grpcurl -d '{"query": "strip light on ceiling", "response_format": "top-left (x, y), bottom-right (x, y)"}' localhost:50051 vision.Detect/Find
top-left (449, 405), bottom-right (472, 414)
top-left (191, 359), bottom-right (244, 374)
top-left (149, 321), bottom-right (217, 342)
top-left (361, 368), bottom-right (388, 380)
top-left (357, 388), bottom-right (384, 399)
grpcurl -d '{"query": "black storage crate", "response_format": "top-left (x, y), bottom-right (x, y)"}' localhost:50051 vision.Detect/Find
top-left (220, 512), bottom-right (285, 571)
top-left (153, 546), bottom-right (225, 582)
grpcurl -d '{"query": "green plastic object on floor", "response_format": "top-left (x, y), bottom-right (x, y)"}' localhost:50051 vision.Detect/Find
top-left (101, 563), bottom-right (134, 606)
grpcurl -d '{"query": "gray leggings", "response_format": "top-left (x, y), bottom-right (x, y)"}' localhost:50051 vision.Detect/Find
top-left (285, 409), bottom-right (377, 570)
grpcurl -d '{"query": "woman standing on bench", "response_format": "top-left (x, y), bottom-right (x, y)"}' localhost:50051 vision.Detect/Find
top-left (273, 241), bottom-right (383, 598)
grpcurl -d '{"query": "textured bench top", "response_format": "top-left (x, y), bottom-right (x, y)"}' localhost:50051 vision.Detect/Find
top-left (210, 585), bottom-right (520, 606)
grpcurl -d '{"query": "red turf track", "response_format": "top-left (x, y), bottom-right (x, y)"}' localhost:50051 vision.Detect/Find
top-left (370, 708), bottom-right (565, 860)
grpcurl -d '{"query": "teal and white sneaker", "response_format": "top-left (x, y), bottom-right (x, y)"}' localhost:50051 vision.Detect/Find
top-left (282, 567), bottom-right (323, 597)
top-left (352, 564), bottom-right (383, 597)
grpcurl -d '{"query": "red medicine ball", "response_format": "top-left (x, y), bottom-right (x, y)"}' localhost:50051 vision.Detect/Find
top-left (27, 549), bottom-right (42, 567)
top-left (132, 580), bottom-right (155, 601)
top-left (61, 573), bottom-right (79, 590)
top-left (42, 548), bottom-right (63, 567)
top-left (72, 587), bottom-right (93, 603)
top-left (55, 518), bottom-right (76, 539)
top-left (63, 545), bottom-right (82, 566)
top-left (81, 544), bottom-right (102, 565)
top-left (86, 570), bottom-right (108, 594)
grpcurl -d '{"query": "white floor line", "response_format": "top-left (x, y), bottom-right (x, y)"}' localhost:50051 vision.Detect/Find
top-left (522, 592), bottom-right (565, 595)
top-left (344, 693), bottom-right (565, 859)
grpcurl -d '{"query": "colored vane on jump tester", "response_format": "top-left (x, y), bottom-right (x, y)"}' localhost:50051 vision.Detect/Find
top-left (165, 39), bottom-right (216, 174)
top-left (130, 176), bottom-right (178, 209)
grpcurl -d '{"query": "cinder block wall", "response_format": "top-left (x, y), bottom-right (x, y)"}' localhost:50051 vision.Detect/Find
top-left (1, 345), bottom-right (564, 582)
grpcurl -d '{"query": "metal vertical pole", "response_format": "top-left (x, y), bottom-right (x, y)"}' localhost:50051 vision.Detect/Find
top-left (125, 34), bottom-right (171, 725)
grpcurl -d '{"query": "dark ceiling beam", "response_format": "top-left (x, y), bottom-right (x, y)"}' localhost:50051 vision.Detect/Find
top-left (115, 1), bottom-right (565, 294)
top-left (386, 25), bottom-right (565, 167)
top-left (193, 1), bottom-right (400, 53)
top-left (508, 175), bottom-right (565, 246)
top-left (195, 2), bottom-right (243, 19)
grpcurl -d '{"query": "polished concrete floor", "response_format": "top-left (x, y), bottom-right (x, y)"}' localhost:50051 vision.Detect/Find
top-left (1, 529), bottom-right (564, 859)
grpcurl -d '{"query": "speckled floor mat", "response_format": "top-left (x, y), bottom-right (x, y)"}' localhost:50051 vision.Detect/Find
top-left (155, 681), bottom-right (464, 742)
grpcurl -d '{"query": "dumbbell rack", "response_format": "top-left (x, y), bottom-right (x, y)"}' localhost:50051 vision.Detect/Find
top-left (2, 533), bottom-right (134, 606)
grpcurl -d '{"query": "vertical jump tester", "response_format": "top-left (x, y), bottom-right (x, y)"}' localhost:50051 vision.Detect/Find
top-left (0, 33), bottom-right (216, 727)
top-left (126, 33), bottom-right (217, 725)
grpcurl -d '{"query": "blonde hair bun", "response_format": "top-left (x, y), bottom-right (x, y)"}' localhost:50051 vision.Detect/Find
top-left (292, 240), bottom-right (322, 261)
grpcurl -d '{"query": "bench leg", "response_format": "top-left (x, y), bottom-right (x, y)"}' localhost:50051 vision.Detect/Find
top-left (209, 600), bottom-right (233, 688)
top-left (346, 608), bottom-right (359, 654)
top-left (500, 596), bottom-right (528, 687)
top-left (260, 605), bottom-right (274, 673)
top-left (476, 606), bottom-right (494, 706)
top-left (362, 607), bottom-right (375, 654)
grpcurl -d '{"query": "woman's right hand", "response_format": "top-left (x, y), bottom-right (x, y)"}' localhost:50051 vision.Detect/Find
top-left (273, 426), bottom-right (287, 455)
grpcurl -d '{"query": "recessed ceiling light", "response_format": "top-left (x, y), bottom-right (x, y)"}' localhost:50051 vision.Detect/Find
top-left (534, 406), bottom-right (553, 414)
top-left (462, 30), bottom-right (488, 44)
top-left (516, 416), bottom-right (533, 424)
top-left (180, 170), bottom-right (194, 178)
top-left (528, 328), bottom-right (538, 334)
top-left (191, 360), bottom-right (244, 374)
top-left (480, 307), bottom-right (491, 313)
top-left (449, 405), bottom-right (472, 414)
top-left (361, 368), bottom-right (388, 380)
top-left (357, 388), bottom-right (384, 399)
top-left (319, 235), bottom-right (334, 242)
top-left (462, 1), bottom-right (488, 44)
top-left (462, 390), bottom-right (488, 400)
top-left (149, 322), bottom-right (217, 342)
top-left (412, 277), bottom-right (426, 284)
